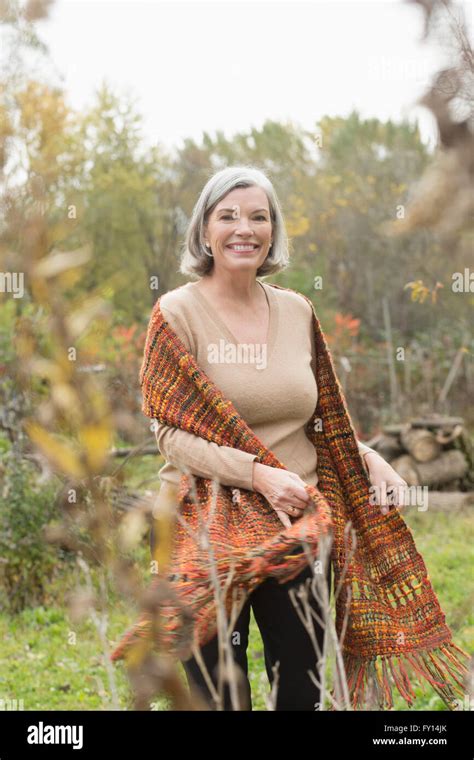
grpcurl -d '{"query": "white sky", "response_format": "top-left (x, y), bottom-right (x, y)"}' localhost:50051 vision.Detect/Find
top-left (37, 0), bottom-right (473, 154)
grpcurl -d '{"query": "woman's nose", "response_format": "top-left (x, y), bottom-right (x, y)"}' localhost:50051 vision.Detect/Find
top-left (234, 219), bottom-right (253, 234)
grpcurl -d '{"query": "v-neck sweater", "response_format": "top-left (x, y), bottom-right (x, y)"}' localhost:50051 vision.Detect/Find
top-left (151, 279), bottom-right (376, 494)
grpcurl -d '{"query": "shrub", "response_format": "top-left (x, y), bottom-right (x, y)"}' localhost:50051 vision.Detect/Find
top-left (0, 446), bottom-right (70, 613)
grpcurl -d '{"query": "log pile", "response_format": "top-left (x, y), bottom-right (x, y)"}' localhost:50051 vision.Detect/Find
top-left (366, 414), bottom-right (474, 493)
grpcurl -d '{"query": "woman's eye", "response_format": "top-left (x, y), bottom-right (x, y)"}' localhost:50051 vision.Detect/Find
top-left (220, 215), bottom-right (267, 221)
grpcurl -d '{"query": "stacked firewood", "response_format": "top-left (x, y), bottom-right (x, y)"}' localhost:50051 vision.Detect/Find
top-left (366, 414), bottom-right (474, 509)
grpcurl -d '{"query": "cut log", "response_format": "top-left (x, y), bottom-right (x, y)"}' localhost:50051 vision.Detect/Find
top-left (416, 449), bottom-right (469, 487)
top-left (435, 423), bottom-right (464, 445)
top-left (391, 449), bottom-right (469, 487)
top-left (410, 414), bottom-right (464, 430)
top-left (373, 433), bottom-right (404, 462)
top-left (382, 424), bottom-right (408, 437)
top-left (457, 429), bottom-right (474, 477)
top-left (400, 427), bottom-right (441, 463)
top-left (391, 455), bottom-right (420, 486)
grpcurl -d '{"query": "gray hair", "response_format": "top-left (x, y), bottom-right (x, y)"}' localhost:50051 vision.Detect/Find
top-left (179, 165), bottom-right (290, 278)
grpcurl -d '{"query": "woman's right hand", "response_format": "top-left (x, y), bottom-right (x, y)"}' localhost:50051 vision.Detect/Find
top-left (251, 462), bottom-right (311, 528)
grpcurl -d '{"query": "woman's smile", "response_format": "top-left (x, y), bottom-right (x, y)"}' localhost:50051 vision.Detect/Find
top-left (225, 243), bottom-right (261, 254)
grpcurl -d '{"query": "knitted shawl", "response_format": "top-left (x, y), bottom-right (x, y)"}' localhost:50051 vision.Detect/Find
top-left (110, 283), bottom-right (470, 710)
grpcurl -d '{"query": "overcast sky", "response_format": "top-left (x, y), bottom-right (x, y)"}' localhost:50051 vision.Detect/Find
top-left (37, 0), bottom-right (473, 153)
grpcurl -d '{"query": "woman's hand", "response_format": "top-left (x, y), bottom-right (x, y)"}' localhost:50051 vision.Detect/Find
top-left (363, 452), bottom-right (408, 514)
top-left (252, 462), bottom-right (311, 528)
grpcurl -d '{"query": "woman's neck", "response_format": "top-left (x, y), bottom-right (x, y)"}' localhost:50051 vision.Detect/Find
top-left (197, 271), bottom-right (262, 306)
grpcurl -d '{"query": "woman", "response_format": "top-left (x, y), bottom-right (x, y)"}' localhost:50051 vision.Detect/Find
top-left (148, 165), bottom-right (408, 710)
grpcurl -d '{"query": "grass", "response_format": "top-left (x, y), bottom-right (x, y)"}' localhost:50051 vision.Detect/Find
top-left (0, 499), bottom-right (472, 711)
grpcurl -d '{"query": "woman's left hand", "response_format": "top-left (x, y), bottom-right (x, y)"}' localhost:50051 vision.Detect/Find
top-left (363, 452), bottom-right (408, 515)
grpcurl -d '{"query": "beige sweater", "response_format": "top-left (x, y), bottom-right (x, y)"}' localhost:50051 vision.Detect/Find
top-left (152, 280), bottom-right (376, 493)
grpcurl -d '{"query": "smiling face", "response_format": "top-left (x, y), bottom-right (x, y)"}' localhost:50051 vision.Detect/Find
top-left (203, 186), bottom-right (273, 275)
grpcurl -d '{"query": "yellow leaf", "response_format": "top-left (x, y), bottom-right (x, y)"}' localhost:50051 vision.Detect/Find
top-left (78, 423), bottom-right (112, 472)
top-left (66, 297), bottom-right (110, 339)
top-left (28, 358), bottom-right (65, 383)
top-left (25, 421), bottom-right (85, 478)
top-left (51, 383), bottom-right (83, 418)
top-left (32, 245), bottom-right (92, 279)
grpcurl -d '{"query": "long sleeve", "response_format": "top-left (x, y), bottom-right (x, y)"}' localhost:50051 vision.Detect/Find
top-left (356, 439), bottom-right (379, 477)
top-left (153, 304), bottom-right (258, 491)
top-left (154, 425), bottom-right (258, 490)
top-left (357, 440), bottom-right (378, 458)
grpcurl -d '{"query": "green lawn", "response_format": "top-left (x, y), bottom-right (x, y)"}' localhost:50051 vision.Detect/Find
top-left (0, 505), bottom-right (472, 711)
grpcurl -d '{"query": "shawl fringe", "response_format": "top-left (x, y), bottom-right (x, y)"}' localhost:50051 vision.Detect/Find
top-left (338, 641), bottom-right (470, 710)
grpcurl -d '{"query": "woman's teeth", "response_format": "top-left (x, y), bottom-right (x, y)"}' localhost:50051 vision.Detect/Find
top-left (227, 244), bottom-right (259, 251)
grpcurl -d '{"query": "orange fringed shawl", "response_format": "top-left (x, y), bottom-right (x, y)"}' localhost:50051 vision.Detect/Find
top-left (110, 283), bottom-right (470, 710)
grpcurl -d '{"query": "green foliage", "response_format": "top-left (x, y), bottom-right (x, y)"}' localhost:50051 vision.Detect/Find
top-left (0, 448), bottom-right (69, 614)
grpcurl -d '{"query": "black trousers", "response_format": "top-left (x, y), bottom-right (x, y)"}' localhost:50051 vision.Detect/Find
top-left (150, 523), bottom-right (331, 711)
